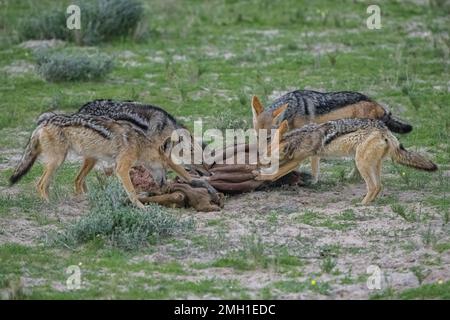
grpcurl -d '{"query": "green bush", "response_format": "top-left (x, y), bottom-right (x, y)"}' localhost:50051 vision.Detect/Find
top-left (35, 49), bottom-right (114, 82)
top-left (55, 178), bottom-right (194, 250)
top-left (20, 0), bottom-right (145, 45)
top-left (20, 11), bottom-right (68, 41)
top-left (81, 0), bottom-right (145, 44)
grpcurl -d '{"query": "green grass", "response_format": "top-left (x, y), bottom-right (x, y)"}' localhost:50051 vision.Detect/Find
top-left (433, 242), bottom-right (450, 253)
top-left (294, 210), bottom-right (356, 230)
top-left (398, 281), bottom-right (450, 299)
top-left (0, 0), bottom-right (449, 299)
top-left (209, 236), bottom-right (304, 273)
top-left (371, 280), bottom-right (450, 300)
top-left (0, 243), bottom-right (250, 299)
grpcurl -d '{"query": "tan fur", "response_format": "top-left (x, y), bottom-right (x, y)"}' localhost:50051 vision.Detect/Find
top-left (251, 97), bottom-right (386, 183)
top-left (291, 101), bottom-right (385, 128)
top-left (256, 120), bottom-right (437, 204)
top-left (14, 119), bottom-right (195, 209)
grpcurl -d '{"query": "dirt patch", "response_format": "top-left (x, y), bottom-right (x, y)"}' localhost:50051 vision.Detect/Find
top-left (0, 148), bottom-right (24, 170)
top-left (2, 61), bottom-right (35, 77)
top-left (310, 43), bottom-right (351, 56)
top-left (42, 197), bottom-right (89, 224)
top-left (19, 39), bottom-right (65, 51)
top-left (0, 218), bottom-right (44, 246)
top-left (0, 196), bottom-right (88, 246)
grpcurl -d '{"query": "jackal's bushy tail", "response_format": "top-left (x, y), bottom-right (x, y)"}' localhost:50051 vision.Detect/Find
top-left (9, 131), bottom-right (41, 185)
top-left (383, 115), bottom-right (413, 134)
top-left (386, 133), bottom-right (437, 171)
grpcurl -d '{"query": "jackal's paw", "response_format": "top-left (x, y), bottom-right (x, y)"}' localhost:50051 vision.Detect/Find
top-left (134, 200), bottom-right (146, 209)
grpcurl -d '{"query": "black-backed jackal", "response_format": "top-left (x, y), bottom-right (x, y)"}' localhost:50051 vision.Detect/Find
top-left (9, 113), bottom-right (200, 209)
top-left (255, 119), bottom-right (437, 204)
top-left (77, 99), bottom-right (206, 183)
top-left (251, 90), bottom-right (413, 182)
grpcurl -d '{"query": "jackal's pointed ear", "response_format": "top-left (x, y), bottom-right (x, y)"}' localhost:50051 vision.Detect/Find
top-left (160, 137), bottom-right (173, 157)
top-left (278, 120), bottom-right (289, 136)
top-left (251, 95), bottom-right (264, 116)
top-left (270, 120), bottom-right (289, 155)
top-left (271, 103), bottom-right (288, 126)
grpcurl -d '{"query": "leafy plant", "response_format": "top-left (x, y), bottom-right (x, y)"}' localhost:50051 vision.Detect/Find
top-left (320, 256), bottom-right (337, 274)
top-left (20, 0), bottom-right (145, 45)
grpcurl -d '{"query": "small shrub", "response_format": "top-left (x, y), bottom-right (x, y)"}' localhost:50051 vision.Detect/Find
top-left (35, 49), bottom-right (114, 82)
top-left (391, 203), bottom-right (407, 219)
top-left (410, 266), bottom-right (431, 285)
top-left (55, 178), bottom-right (194, 250)
top-left (421, 224), bottom-right (438, 247)
top-left (391, 203), bottom-right (417, 222)
top-left (320, 256), bottom-right (337, 274)
top-left (19, 11), bottom-right (68, 41)
top-left (20, 0), bottom-right (145, 45)
top-left (80, 0), bottom-right (145, 45)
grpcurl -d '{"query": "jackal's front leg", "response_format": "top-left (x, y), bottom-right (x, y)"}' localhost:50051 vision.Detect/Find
top-left (37, 157), bottom-right (65, 201)
top-left (115, 155), bottom-right (145, 209)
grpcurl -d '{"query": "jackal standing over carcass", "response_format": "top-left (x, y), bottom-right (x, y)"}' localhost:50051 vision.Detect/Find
top-left (255, 118), bottom-right (436, 204)
top-left (9, 113), bottom-right (201, 208)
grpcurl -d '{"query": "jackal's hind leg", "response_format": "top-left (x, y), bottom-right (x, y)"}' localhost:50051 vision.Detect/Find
top-left (369, 160), bottom-right (383, 202)
top-left (356, 155), bottom-right (383, 205)
top-left (75, 158), bottom-right (97, 195)
top-left (37, 157), bottom-right (65, 201)
top-left (361, 165), bottom-right (382, 204)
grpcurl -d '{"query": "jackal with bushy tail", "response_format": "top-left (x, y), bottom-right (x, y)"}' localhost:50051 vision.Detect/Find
top-left (255, 118), bottom-right (436, 204)
top-left (9, 113), bottom-right (200, 208)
